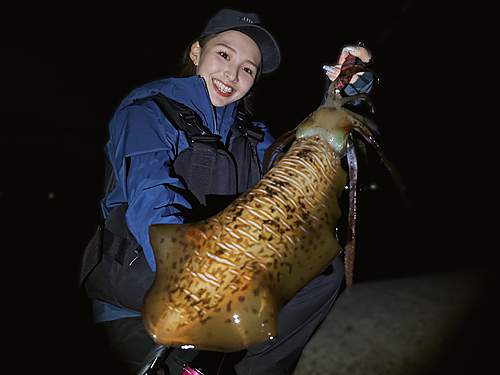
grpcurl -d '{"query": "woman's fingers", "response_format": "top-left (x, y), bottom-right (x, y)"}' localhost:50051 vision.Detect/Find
top-left (342, 45), bottom-right (371, 63)
top-left (323, 64), bottom-right (342, 81)
top-left (323, 45), bottom-right (372, 83)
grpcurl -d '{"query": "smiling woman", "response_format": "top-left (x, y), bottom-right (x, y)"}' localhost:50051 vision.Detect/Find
top-left (81, 7), bottom-right (375, 375)
top-left (189, 30), bottom-right (262, 107)
top-left (180, 32), bottom-right (264, 116)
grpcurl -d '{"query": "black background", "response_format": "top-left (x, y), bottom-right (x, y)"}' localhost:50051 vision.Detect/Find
top-left (3, 1), bottom-right (486, 372)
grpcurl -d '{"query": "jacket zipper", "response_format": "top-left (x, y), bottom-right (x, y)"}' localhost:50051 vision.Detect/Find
top-left (199, 76), bottom-right (218, 134)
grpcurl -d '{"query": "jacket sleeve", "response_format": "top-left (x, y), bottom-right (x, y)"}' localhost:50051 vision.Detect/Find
top-left (105, 100), bottom-right (192, 271)
top-left (344, 71), bottom-right (374, 96)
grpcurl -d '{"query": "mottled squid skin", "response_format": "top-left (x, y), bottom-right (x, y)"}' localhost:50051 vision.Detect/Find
top-left (143, 135), bottom-right (346, 352)
top-left (142, 64), bottom-right (390, 352)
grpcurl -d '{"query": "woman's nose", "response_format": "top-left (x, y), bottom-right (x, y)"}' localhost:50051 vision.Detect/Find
top-left (224, 66), bottom-right (238, 82)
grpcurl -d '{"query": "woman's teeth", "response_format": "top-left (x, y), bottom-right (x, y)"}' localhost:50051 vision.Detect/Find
top-left (214, 79), bottom-right (233, 94)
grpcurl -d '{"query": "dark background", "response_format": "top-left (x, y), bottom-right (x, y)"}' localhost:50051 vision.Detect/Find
top-left (3, 1), bottom-right (485, 372)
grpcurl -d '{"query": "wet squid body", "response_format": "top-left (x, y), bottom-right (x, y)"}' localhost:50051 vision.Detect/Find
top-left (143, 65), bottom-right (389, 352)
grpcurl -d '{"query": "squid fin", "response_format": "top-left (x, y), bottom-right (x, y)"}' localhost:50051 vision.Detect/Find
top-left (143, 222), bottom-right (278, 352)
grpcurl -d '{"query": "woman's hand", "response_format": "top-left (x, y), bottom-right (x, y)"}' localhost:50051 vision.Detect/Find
top-left (323, 45), bottom-right (372, 84)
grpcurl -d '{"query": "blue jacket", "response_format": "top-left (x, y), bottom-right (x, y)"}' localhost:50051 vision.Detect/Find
top-left (102, 75), bottom-right (275, 271)
top-left (93, 73), bottom-right (373, 322)
top-left (93, 76), bottom-right (275, 322)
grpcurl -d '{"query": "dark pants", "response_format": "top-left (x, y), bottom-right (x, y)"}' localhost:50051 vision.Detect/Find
top-left (97, 256), bottom-right (345, 375)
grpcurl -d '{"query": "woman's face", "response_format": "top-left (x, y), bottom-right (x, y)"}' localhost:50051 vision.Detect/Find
top-left (190, 30), bottom-right (261, 107)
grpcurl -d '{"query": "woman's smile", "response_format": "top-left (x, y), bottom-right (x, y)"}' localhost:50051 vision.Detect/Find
top-left (212, 78), bottom-right (235, 97)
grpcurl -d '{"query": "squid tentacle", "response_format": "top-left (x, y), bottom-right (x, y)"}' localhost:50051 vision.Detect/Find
top-left (338, 94), bottom-right (375, 114)
top-left (342, 108), bottom-right (380, 136)
top-left (345, 135), bottom-right (358, 290)
top-left (352, 120), bottom-right (406, 202)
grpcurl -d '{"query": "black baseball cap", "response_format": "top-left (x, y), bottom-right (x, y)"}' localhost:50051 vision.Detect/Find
top-left (200, 9), bottom-right (281, 74)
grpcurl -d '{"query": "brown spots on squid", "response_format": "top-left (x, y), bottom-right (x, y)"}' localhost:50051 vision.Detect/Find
top-left (143, 135), bottom-right (346, 352)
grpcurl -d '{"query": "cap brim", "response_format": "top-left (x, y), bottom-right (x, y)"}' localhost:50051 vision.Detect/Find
top-left (229, 25), bottom-right (281, 74)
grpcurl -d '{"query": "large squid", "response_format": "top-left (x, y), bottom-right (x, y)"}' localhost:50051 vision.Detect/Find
top-left (142, 56), bottom-right (401, 352)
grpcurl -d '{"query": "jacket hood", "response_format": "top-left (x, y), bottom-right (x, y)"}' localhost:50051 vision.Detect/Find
top-left (116, 75), bottom-right (240, 136)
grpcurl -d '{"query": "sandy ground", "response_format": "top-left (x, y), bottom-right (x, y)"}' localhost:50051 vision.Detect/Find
top-left (293, 268), bottom-right (491, 375)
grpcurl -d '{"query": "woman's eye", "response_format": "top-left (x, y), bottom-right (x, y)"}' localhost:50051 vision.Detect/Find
top-left (243, 67), bottom-right (253, 76)
top-left (219, 52), bottom-right (229, 59)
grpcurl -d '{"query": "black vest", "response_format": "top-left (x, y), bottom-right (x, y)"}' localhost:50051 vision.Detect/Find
top-left (81, 93), bottom-right (264, 313)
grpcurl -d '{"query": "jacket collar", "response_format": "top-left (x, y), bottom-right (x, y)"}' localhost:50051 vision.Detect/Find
top-left (119, 75), bottom-right (240, 136)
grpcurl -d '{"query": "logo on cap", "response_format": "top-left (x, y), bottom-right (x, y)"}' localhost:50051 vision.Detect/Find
top-left (238, 16), bottom-right (255, 24)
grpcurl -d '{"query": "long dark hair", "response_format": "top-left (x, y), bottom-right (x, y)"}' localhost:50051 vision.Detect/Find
top-left (179, 34), bottom-right (261, 118)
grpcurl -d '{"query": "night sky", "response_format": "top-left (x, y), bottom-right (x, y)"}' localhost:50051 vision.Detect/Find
top-left (3, 1), bottom-right (481, 372)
